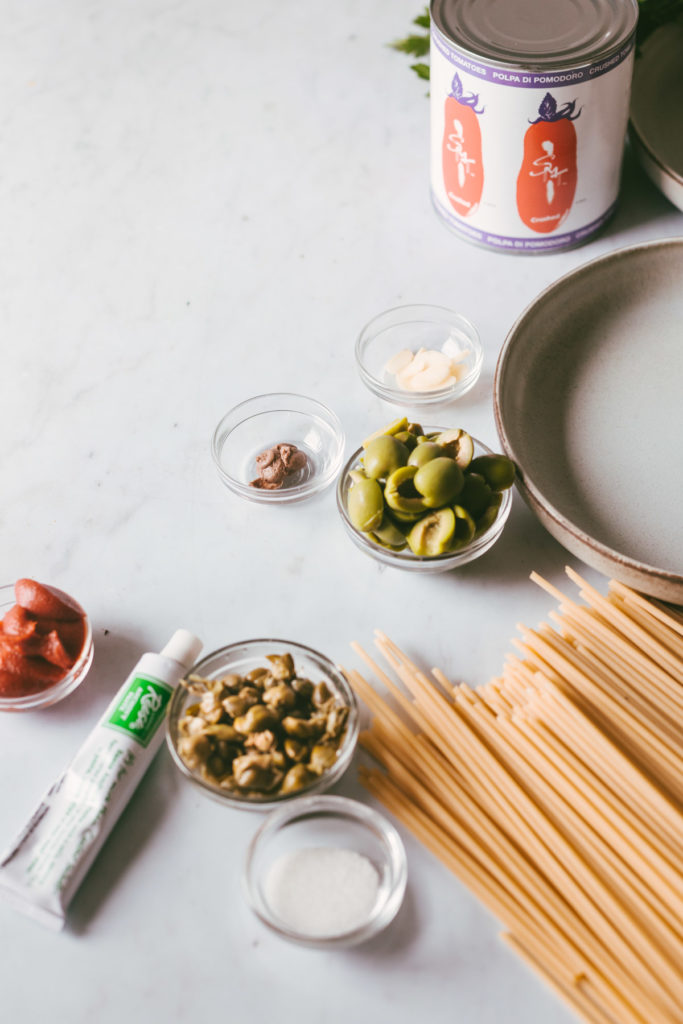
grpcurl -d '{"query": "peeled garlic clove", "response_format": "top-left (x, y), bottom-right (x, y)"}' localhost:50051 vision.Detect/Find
top-left (384, 349), bottom-right (413, 375)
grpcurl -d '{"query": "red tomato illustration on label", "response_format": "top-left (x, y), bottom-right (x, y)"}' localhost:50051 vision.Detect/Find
top-left (442, 72), bottom-right (484, 218)
top-left (516, 93), bottom-right (580, 233)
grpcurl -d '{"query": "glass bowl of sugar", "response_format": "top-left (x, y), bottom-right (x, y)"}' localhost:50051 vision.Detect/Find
top-left (243, 794), bottom-right (407, 948)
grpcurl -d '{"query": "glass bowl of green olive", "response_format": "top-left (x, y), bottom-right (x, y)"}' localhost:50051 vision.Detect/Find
top-left (165, 639), bottom-right (359, 811)
top-left (336, 419), bottom-right (514, 573)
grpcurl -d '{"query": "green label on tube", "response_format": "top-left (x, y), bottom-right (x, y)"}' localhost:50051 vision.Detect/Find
top-left (106, 675), bottom-right (173, 748)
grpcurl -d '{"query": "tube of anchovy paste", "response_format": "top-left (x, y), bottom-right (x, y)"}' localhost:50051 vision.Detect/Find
top-left (0, 629), bottom-right (202, 929)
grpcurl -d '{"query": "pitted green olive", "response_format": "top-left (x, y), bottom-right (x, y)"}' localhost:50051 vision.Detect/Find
top-left (474, 492), bottom-right (503, 537)
top-left (393, 430), bottom-right (418, 451)
top-left (407, 508), bottom-right (456, 555)
top-left (413, 457), bottom-right (464, 508)
top-left (362, 417), bottom-right (408, 448)
top-left (384, 465), bottom-right (426, 514)
top-left (469, 454), bottom-right (516, 491)
top-left (368, 515), bottom-right (408, 549)
top-left (347, 476), bottom-right (384, 532)
top-left (362, 435), bottom-right (409, 478)
top-left (386, 506), bottom-right (423, 524)
top-left (407, 422), bottom-right (423, 437)
top-left (449, 505), bottom-right (476, 550)
top-left (434, 429), bottom-right (475, 469)
top-left (459, 472), bottom-right (493, 518)
top-left (408, 441), bottom-right (443, 468)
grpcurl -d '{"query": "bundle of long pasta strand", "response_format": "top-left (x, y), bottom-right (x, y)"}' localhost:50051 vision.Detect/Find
top-left (345, 568), bottom-right (683, 1024)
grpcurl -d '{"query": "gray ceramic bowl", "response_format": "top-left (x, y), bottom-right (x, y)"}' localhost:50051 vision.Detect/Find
top-left (495, 237), bottom-right (683, 603)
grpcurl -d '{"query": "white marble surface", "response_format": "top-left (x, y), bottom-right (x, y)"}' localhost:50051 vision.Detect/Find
top-left (0, 2), bottom-right (681, 1020)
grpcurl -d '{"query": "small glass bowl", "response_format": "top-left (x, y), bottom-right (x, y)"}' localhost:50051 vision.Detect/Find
top-left (355, 304), bottom-right (483, 407)
top-left (243, 794), bottom-right (407, 948)
top-left (166, 639), bottom-right (359, 811)
top-left (336, 433), bottom-right (512, 574)
top-left (0, 583), bottom-right (94, 712)
top-left (211, 393), bottom-right (345, 504)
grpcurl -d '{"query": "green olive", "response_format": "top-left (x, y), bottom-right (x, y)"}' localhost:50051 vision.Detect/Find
top-left (407, 508), bottom-right (456, 555)
top-left (449, 505), bottom-right (476, 550)
top-left (362, 435), bottom-right (409, 478)
top-left (407, 422), bottom-right (423, 436)
top-left (384, 465), bottom-right (426, 514)
top-left (414, 457), bottom-right (464, 508)
top-left (408, 441), bottom-right (443, 468)
top-left (368, 515), bottom-right (409, 549)
top-left (469, 454), bottom-right (516, 491)
top-left (362, 417), bottom-right (408, 448)
top-left (434, 429), bottom-right (475, 469)
top-left (386, 505), bottom-right (423, 524)
top-left (474, 492), bottom-right (503, 537)
top-left (347, 476), bottom-right (384, 532)
top-left (393, 430), bottom-right (418, 451)
top-left (458, 472), bottom-right (493, 518)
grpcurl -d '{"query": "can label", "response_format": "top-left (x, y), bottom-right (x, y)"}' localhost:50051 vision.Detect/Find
top-left (430, 31), bottom-right (635, 251)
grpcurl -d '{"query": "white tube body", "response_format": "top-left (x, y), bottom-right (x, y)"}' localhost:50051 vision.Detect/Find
top-left (0, 632), bottom-right (201, 929)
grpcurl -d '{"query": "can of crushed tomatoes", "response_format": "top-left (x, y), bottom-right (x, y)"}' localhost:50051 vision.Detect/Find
top-left (430, 0), bottom-right (638, 253)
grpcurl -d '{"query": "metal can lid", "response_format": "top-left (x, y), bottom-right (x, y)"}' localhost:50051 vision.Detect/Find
top-left (431, 0), bottom-right (638, 69)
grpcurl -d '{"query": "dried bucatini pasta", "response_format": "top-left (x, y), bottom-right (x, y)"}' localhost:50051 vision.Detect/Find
top-left (345, 569), bottom-right (683, 1024)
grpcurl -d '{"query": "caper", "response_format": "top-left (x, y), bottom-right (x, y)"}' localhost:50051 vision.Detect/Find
top-left (469, 454), bottom-right (516, 491)
top-left (312, 681), bottom-right (332, 707)
top-left (408, 441), bottom-right (444, 468)
top-left (384, 465), bottom-right (426, 514)
top-left (266, 652), bottom-right (295, 680)
top-left (347, 476), bottom-right (384, 532)
top-left (407, 508), bottom-right (456, 556)
top-left (414, 457), bottom-right (464, 508)
top-left (458, 472), bottom-right (493, 518)
top-left (362, 417), bottom-right (408, 448)
top-left (281, 715), bottom-right (325, 739)
top-left (449, 505), bottom-right (476, 550)
top-left (233, 704), bottom-right (279, 734)
top-left (434, 429), bottom-right (474, 469)
top-left (362, 435), bottom-right (409, 479)
top-left (325, 705), bottom-right (349, 739)
top-left (177, 733), bottom-right (211, 770)
top-left (292, 676), bottom-right (314, 701)
top-left (246, 667), bottom-right (270, 686)
top-left (280, 764), bottom-right (316, 794)
top-left (263, 682), bottom-right (297, 712)
top-left (202, 723), bottom-right (240, 742)
top-left (309, 744), bottom-right (338, 774)
top-left (284, 737), bottom-right (308, 762)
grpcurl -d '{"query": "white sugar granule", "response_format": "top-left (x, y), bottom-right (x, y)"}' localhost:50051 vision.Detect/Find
top-left (264, 846), bottom-right (380, 937)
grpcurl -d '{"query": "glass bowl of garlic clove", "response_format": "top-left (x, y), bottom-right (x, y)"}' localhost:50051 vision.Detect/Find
top-left (355, 304), bottom-right (483, 408)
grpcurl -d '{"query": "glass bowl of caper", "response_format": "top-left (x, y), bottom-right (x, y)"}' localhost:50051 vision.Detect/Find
top-left (165, 639), bottom-right (359, 811)
top-left (336, 419), bottom-right (514, 574)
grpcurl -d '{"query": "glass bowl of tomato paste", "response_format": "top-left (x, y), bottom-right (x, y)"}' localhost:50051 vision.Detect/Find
top-left (355, 304), bottom-right (483, 408)
top-left (0, 581), bottom-right (94, 712)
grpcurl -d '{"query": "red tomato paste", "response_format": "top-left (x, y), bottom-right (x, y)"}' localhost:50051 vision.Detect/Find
top-left (0, 579), bottom-right (86, 698)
